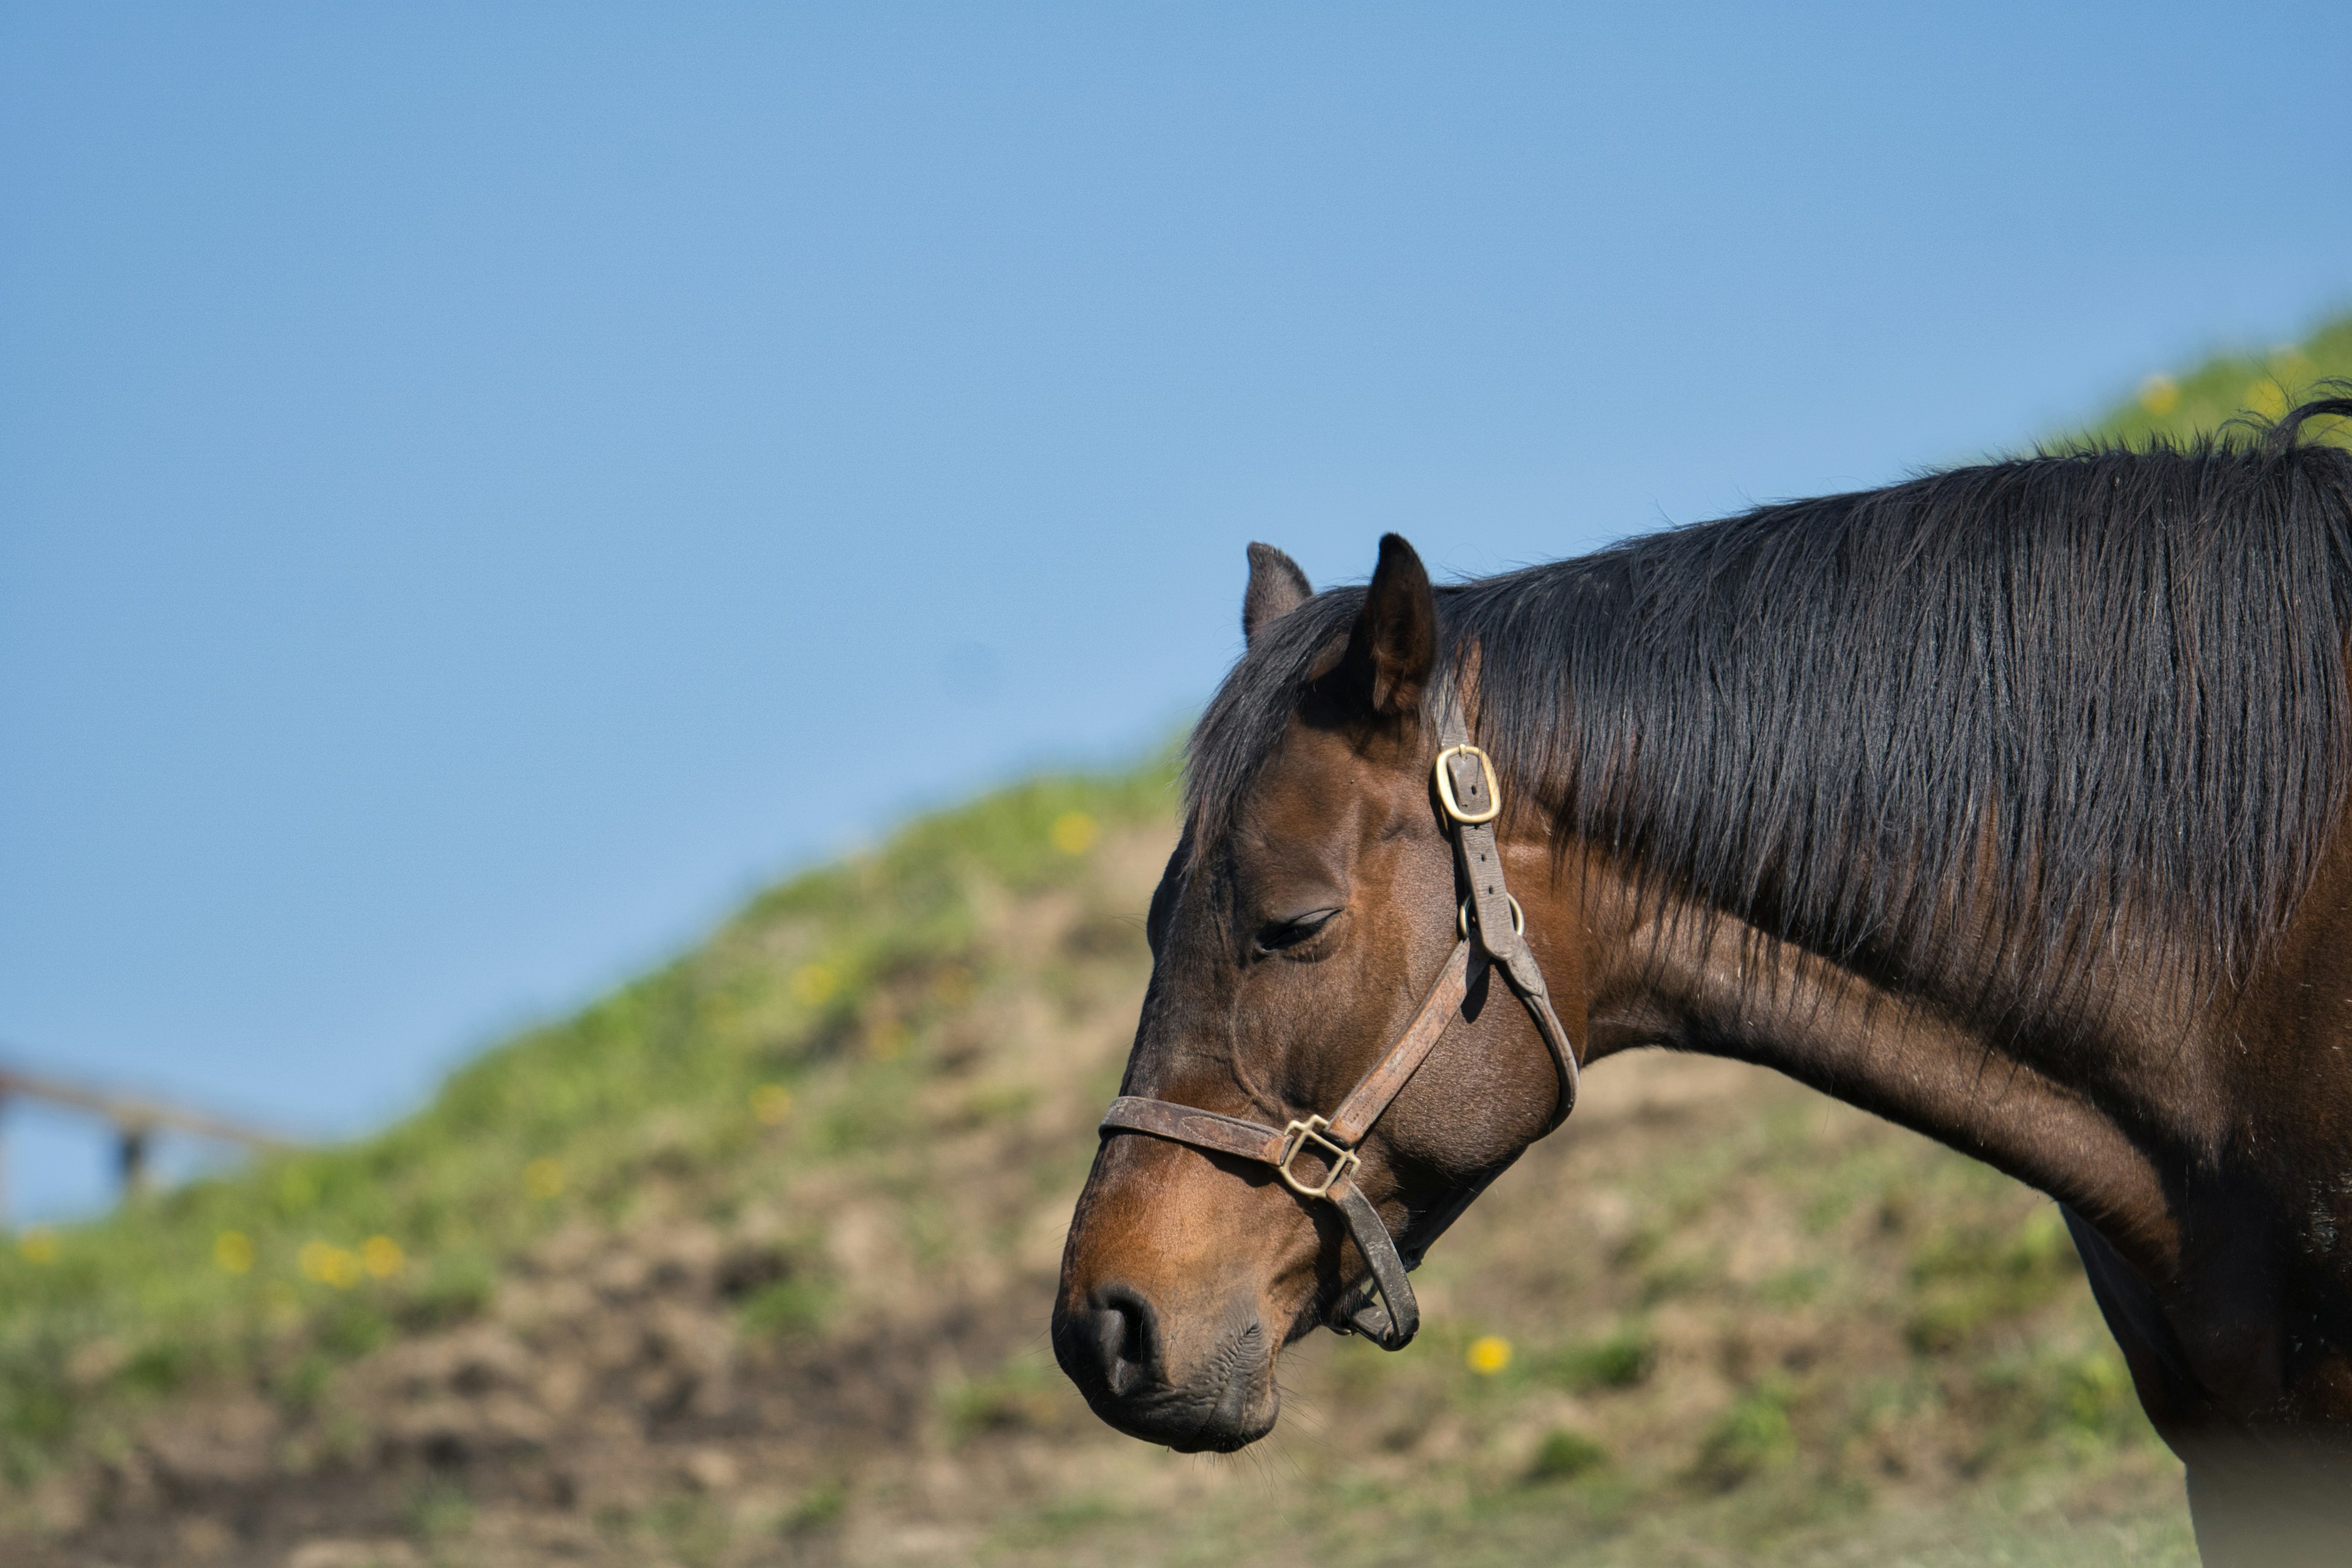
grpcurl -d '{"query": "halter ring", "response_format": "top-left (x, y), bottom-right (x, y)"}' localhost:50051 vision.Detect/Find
top-left (1458, 894), bottom-right (1526, 940)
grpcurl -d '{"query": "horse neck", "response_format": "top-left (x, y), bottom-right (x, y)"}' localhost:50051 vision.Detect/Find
top-left (1556, 859), bottom-right (2196, 1278)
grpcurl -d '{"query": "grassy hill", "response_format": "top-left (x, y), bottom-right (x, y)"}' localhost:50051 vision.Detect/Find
top-left (6, 314), bottom-right (2348, 1567)
top-left (2079, 312), bottom-right (2352, 447)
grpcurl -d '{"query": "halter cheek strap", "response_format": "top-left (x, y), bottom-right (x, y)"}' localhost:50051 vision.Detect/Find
top-left (1095, 697), bottom-right (1580, 1351)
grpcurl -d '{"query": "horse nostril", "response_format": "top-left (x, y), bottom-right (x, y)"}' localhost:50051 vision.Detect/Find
top-left (1091, 1284), bottom-right (1161, 1398)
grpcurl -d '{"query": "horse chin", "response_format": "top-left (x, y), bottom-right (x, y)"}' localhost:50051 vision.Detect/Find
top-left (1097, 1362), bottom-right (1280, 1454)
top-left (1172, 1352), bottom-right (1281, 1453)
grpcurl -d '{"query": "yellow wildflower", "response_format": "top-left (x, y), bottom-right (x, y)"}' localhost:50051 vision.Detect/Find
top-left (751, 1084), bottom-right (793, 1125)
top-left (296, 1239), bottom-right (361, 1287)
top-left (214, 1231), bottom-right (256, 1274)
top-left (361, 1236), bottom-right (404, 1278)
top-left (1049, 810), bottom-right (1099, 855)
top-left (524, 1158), bottom-right (566, 1200)
top-left (1466, 1335), bottom-right (1513, 1375)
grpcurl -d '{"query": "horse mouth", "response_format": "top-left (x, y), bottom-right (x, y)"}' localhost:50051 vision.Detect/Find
top-left (1055, 1294), bottom-right (1279, 1452)
top-left (1166, 1317), bottom-right (1278, 1452)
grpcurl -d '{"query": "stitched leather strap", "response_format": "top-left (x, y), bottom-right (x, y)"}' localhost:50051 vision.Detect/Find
top-left (1099, 1097), bottom-right (1290, 1165)
top-left (1332, 1177), bottom-right (1418, 1345)
top-left (1325, 941), bottom-right (1473, 1146)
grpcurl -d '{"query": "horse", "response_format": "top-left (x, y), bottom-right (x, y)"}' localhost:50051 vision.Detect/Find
top-left (1052, 400), bottom-right (2352, 1566)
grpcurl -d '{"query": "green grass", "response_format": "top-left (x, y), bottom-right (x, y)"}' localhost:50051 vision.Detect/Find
top-left (2080, 311), bottom-right (2352, 448)
top-left (1536, 1324), bottom-right (1659, 1393)
top-left (1529, 1427), bottom-right (1610, 1482)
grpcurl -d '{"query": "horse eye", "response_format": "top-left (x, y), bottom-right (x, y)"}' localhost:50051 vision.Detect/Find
top-left (1255, 908), bottom-right (1339, 953)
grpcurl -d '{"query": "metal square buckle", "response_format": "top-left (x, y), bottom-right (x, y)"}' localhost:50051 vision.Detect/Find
top-left (1277, 1115), bottom-right (1360, 1199)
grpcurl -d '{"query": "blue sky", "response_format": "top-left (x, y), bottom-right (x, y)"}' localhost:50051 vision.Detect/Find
top-left (5, 2), bottom-right (2349, 1219)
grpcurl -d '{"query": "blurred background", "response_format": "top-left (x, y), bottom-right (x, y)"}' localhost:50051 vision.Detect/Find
top-left (9, 1), bottom-right (2348, 1216)
top-left (4, 6), bottom-right (2351, 1565)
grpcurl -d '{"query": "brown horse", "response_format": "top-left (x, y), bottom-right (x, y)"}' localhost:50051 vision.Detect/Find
top-left (1054, 404), bottom-right (2352, 1565)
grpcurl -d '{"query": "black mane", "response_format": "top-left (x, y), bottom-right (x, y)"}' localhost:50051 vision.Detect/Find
top-left (1190, 408), bottom-right (2352, 1027)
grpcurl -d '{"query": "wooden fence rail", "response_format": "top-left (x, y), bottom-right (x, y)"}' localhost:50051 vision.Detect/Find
top-left (0, 1062), bottom-right (295, 1224)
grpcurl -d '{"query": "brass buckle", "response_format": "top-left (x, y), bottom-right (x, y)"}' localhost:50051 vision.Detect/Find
top-left (1433, 744), bottom-right (1502, 824)
top-left (1277, 1115), bottom-right (1360, 1199)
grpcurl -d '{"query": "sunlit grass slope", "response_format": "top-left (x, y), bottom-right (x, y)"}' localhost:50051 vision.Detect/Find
top-left (0, 759), bottom-right (1177, 1488)
top-left (2083, 310), bottom-right (2352, 446)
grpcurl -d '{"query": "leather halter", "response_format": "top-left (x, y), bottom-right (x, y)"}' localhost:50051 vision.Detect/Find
top-left (1096, 695), bottom-right (1581, 1351)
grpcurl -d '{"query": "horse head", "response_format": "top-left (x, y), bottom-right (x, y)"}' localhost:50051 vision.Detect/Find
top-left (1051, 535), bottom-right (1580, 1452)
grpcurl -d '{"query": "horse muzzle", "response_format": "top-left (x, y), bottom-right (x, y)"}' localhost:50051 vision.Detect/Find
top-left (1050, 1280), bottom-right (1278, 1452)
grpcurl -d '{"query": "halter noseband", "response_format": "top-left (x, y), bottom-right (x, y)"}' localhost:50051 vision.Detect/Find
top-left (1095, 695), bottom-right (1581, 1351)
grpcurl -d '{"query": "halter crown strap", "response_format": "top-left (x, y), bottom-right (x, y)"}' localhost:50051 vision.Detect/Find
top-left (1434, 684), bottom-right (1580, 1128)
top-left (1095, 688), bottom-right (1579, 1351)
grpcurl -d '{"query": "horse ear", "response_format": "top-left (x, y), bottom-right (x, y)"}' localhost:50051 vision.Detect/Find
top-left (1243, 543), bottom-right (1313, 647)
top-left (1338, 534), bottom-right (1436, 717)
